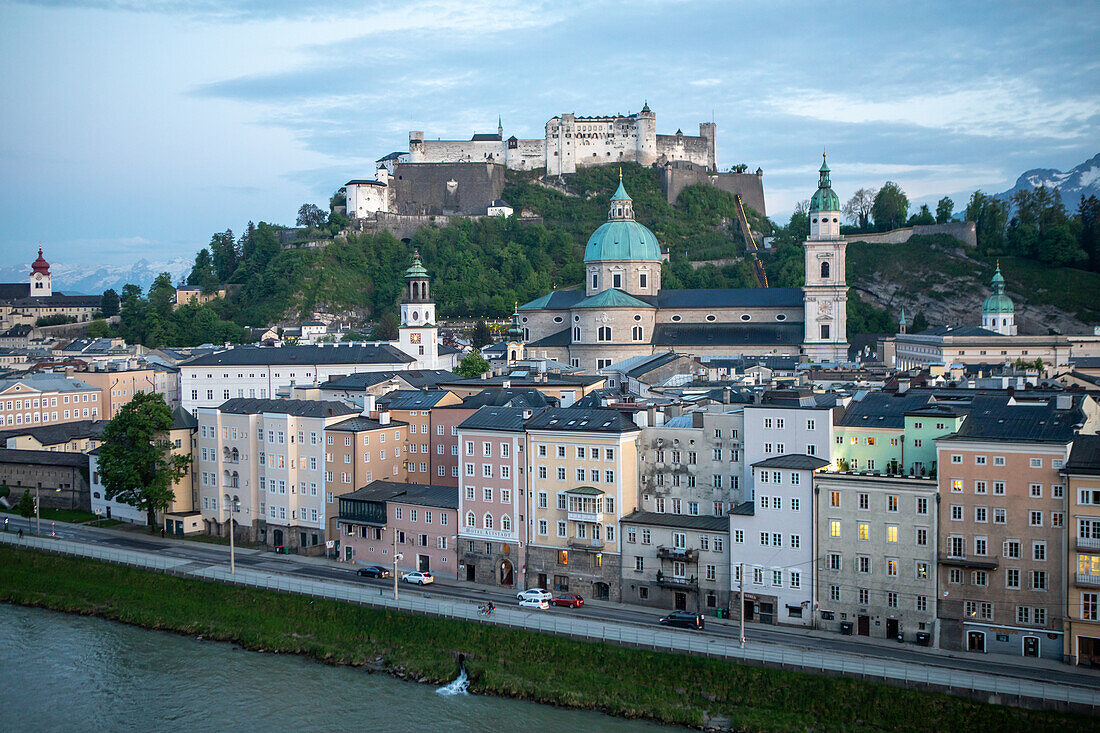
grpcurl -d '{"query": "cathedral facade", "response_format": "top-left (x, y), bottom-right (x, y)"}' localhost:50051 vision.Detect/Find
top-left (517, 158), bottom-right (850, 372)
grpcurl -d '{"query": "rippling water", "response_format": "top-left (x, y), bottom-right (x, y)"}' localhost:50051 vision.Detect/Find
top-left (1, 604), bottom-right (677, 732)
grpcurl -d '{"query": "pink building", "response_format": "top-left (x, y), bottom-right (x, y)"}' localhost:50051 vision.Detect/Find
top-left (337, 480), bottom-right (459, 577)
top-left (457, 406), bottom-right (538, 588)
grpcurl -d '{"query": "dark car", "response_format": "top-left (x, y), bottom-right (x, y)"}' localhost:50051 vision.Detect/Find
top-left (658, 612), bottom-right (705, 630)
top-left (550, 593), bottom-right (584, 608)
top-left (355, 565), bottom-right (391, 579)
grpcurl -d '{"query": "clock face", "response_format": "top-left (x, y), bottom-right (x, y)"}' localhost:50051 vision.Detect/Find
top-left (410, 333), bottom-right (421, 344)
top-left (818, 299), bottom-right (832, 316)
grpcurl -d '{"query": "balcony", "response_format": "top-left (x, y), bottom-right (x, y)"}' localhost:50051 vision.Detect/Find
top-left (657, 546), bottom-right (697, 562)
top-left (567, 538), bottom-right (603, 550)
top-left (938, 554), bottom-right (998, 570)
top-left (567, 510), bottom-right (600, 523)
top-left (1076, 573), bottom-right (1100, 588)
top-left (1076, 536), bottom-right (1100, 551)
top-left (655, 574), bottom-right (698, 589)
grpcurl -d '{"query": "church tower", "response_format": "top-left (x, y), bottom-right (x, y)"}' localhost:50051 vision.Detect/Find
top-left (981, 263), bottom-right (1016, 335)
top-left (802, 154), bottom-right (849, 362)
top-left (30, 247), bottom-right (52, 298)
top-left (397, 250), bottom-right (439, 369)
top-left (504, 302), bottom-right (525, 364)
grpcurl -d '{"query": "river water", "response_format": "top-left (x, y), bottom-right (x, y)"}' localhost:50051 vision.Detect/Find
top-left (2, 604), bottom-right (677, 732)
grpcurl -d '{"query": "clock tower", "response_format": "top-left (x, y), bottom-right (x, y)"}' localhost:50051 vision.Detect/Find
top-left (397, 250), bottom-right (440, 369)
top-left (30, 247), bottom-right (52, 298)
top-left (802, 154), bottom-right (849, 362)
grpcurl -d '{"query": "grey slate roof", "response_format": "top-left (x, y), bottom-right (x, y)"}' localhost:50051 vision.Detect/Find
top-left (656, 288), bottom-right (804, 309)
top-left (327, 416), bottom-right (408, 432)
top-left (184, 344), bottom-right (415, 367)
top-left (620, 510), bottom-right (728, 532)
top-left (525, 328), bottom-right (572, 347)
top-left (321, 370), bottom-right (458, 391)
top-left (377, 390), bottom-right (455, 410)
top-left (836, 391), bottom-right (935, 429)
top-left (703, 355), bottom-right (801, 372)
top-left (0, 373), bottom-right (96, 393)
top-left (938, 394), bottom-right (1086, 444)
top-left (1066, 435), bottom-right (1100, 475)
top-left (525, 407), bottom-right (638, 433)
top-left (652, 322), bottom-right (803, 347)
top-left (461, 388), bottom-right (552, 409)
top-left (215, 398), bottom-right (357, 418)
top-left (458, 406), bottom-right (537, 432)
top-left (915, 325), bottom-right (1003, 338)
top-left (0, 448), bottom-right (89, 468)
top-left (751, 454), bottom-right (830, 470)
top-left (341, 480), bottom-right (458, 510)
top-left (440, 374), bottom-right (604, 389)
top-left (171, 406), bottom-right (198, 431)
top-left (730, 501), bottom-right (755, 516)
top-left (0, 419), bottom-right (107, 446)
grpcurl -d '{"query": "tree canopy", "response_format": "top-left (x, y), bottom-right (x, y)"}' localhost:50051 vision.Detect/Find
top-left (456, 349), bottom-right (491, 378)
top-left (470, 320), bottom-right (493, 349)
top-left (872, 182), bottom-right (909, 231)
top-left (297, 204), bottom-right (326, 229)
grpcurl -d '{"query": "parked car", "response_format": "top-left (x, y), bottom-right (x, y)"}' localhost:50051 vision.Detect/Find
top-left (516, 588), bottom-right (553, 602)
top-left (402, 571), bottom-right (434, 585)
top-left (355, 565), bottom-right (390, 579)
top-left (658, 612), bottom-right (705, 630)
top-left (551, 593), bottom-right (584, 608)
top-left (518, 597), bottom-right (550, 610)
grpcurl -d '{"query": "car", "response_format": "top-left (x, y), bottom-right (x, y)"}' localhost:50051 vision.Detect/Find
top-left (550, 593), bottom-right (584, 608)
top-left (518, 597), bottom-right (550, 610)
top-left (402, 571), bottom-right (434, 585)
top-left (516, 588), bottom-right (553, 602)
top-left (355, 565), bottom-right (391, 579)
top-left (658, 612), bottom-right (705, 630)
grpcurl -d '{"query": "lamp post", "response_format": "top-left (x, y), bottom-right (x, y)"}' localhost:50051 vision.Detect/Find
top-left (35, 486), bottom-right (41, 536)
top-left (228, 497), bottom-right (240, 574)
top-left (392, 526), bottom-right (403, 601)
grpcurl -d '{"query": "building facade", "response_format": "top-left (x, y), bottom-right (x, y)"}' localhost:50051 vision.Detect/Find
top-left (322, 413), bottom-right (409, 541)
top-left (620, 511), bottom-right (730, 612)
top-left (1064, 435), bottom-right (1100, 665)
top-left (0, 374), bottom-right (101, 428)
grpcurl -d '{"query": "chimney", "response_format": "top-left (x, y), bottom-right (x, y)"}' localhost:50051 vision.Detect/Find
top-left (502, 379), bottom-right (511, 389)
top-left (360, 394), bottom-right (377, 417)
top-left (1056, 394), bottom-right (1073, 411)
top-left (379, 410), bottom-right (391, 425)
top-left (897, 378), bottom-right (910, 394)
top-left (647, 406), bottom-right (657, 427)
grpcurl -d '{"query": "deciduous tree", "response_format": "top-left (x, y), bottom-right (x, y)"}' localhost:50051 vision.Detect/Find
top-left (297, 204), bottom-right (326, 229)
top-left (843, 188), bottom-right (876, 230)
top-left (935, 196), bottom-right (954, 224)
top-left (456, 349), bottom-right (491, 378)
top-left (872, 182), bottom-right (909, 232)
top-left (470, 320), bottom-right (493, 349)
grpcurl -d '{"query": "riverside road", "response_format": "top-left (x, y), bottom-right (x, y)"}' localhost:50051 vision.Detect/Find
top-left (6, 516), bottom-right (1099, 693)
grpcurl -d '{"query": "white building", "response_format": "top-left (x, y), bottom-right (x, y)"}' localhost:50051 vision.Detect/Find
top-left (88, 451), bottom-right (146, 525)
top-left (742, 396), bottom-right (835, 499)
top-left (730, 454), bottom-right (828, 626)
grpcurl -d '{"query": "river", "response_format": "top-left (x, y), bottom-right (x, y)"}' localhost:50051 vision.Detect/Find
top-left (1, 604), bottom-right (679, 732)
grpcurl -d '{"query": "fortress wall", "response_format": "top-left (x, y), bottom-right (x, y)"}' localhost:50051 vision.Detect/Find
top-left (844, 221), bottom-right (977, 248)
top-left (389, 162), bottom-right (505, 216)
top-left (504, 139), bottom-right (545, 171)
top-left (414, 139), bottom-right (506, 165)
top-left (660, 163), bottom-right (767, 217)
top-left (655, 134), bottom-right (713, 170)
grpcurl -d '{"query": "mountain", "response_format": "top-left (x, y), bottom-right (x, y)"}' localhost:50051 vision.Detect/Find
top-left (0, 257), bottom-right (192, 295)
top-left (997, 152), bottom-right (1100, 210)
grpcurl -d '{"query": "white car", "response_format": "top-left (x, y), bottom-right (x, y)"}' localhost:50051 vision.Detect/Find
top-left (402, 571), bottom-right (434, 585)
top-left (516, 588), bottom-right (552, 602)
top-left (518, 597), bottom-right (550, 610)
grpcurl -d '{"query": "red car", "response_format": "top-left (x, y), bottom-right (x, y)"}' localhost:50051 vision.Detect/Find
top-left (551, 593), bottom-right (584, 608)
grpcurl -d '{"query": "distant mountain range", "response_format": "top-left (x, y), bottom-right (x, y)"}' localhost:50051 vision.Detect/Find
top-left (0, 257), bottom-right (192, 296)
top-left (997, 152), bottom-right (1100, 210)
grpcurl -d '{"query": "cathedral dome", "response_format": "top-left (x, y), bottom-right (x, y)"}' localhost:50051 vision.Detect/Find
top-left (583, 176), bottom-right (661, 262)
top-left (981, 265), bottom-right (1014, 314)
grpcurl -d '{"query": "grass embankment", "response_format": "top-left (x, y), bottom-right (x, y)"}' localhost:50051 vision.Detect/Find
top-left (1, 546), bottom-right (1094, 732)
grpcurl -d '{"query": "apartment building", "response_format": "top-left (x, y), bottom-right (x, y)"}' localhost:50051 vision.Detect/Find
top-left (376, 390), bottom-right (461, 485)
top-left (0, 420), bottom-right (105, 452)
top-left (0, 373), bottom-right (101, 428)
top-left (935, 394), bottom-right (1089, 660)
top-left (436, 374), bottom-right (606, 406)
top-left (1064, 435), bottom-right (1100, 665)
top-left (74, 367), bottom-right (157, 418)
top-left (814, 473), bottom-right (939, 643)
top-left (195, 398), bottom-right (358, 552)
top-left (620, 511), bottom-right (730, 612)
top-left (318, 369), bottom-right (458, 401)
top-left (457, 406), bottom-right (535, 588)
top-left (337, 480), bottom-right (458, 576)
top-left (322, 413), bottom-right (409, 541)
top-left (742, 395), bottom-right (834, 500)
top-left (730, 455), bottom-right (827, 626)
top-left (831, 391), bottom-right (932, 473)
top-left (525, 408), bottom-right (641, 600)
top-left (639, 407), bottom-right (745, 518)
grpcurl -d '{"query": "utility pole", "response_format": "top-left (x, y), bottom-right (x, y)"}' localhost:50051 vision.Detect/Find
top-left (35, 486), bottom-right (41, 536)
top-left (739, 562), bottom-right (745, 649)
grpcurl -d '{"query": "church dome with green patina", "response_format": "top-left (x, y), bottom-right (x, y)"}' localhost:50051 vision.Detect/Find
top-left (809, 154), bottom-right (841, 213)
top-left (583, 177), bottom-right (661, 262)
top-left (981, 264), bottom-right (1014, 314)
top-left (405, 250), bottom-right (429, 279)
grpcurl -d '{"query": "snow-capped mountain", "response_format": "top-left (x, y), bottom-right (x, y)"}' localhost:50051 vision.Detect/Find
top-left (998, 152), bottom-right (1100, 210)
top-left (0, 258), bottom-right (192, 295)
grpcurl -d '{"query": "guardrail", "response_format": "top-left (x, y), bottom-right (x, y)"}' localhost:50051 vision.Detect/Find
top-left (2, 532), bottom-right (1097, 709)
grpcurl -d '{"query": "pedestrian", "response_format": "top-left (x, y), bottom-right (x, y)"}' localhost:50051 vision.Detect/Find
top-left (18, 528), bottom-right (23, 539)
top-left (161, 528), bottom-right (166, 538)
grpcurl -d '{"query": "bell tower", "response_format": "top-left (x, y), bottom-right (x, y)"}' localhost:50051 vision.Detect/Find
top-left (30, 247), bottom-right (52, 298)
top-left (398, 250), bottom-right (439, 368)
top-left (802, 154), bottom-right (849, 362)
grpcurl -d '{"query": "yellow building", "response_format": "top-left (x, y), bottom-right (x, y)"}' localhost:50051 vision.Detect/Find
top-left (174, 287), bottom-right (226, 310)
top-left (1065, 435), bottom-right (1100, 665)
top-left (524, 408), bottom-right (640, 600)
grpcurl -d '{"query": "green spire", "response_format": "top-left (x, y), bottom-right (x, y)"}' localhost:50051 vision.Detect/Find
top-left (899, 307), bottom-right (906, 325)
top-left (610, 168), bottom-right (631, 201)
top-left (809, 152), bottom-right (840, 212)
top-left (505, 301), bottom-right (524, 341)
top-left (404, 249), bottom-right (429, 279)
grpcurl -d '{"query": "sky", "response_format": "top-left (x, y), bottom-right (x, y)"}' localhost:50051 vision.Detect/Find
top-left (1, 0), bottom-right (1098, 270)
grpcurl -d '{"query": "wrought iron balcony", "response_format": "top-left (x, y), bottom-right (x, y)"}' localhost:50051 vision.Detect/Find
top-left (657, 546), bottom-right (697, 562)
top-left (567, 538), bottom-right (603, 550)
top-left (655, 575), bottom-right (698, 589)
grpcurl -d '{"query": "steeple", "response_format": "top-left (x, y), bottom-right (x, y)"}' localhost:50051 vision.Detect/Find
top-left (609, 169), bottom-right (634, 220)
top-left (899, 307), bottom-right (907, 335)
top-left (505, 301), bottom-right (524, 342)
top-left (497, 115), bottom-right (503, 138)
top-left (981, 261), bottom-right (1016, 335)
top-left (30, 246), bottom-right (52, 297)
top-left (402, 249), bottom-right (431, 304)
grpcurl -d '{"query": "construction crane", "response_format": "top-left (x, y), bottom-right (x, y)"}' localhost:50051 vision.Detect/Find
top-left (735, 194), bottom-right (769, 288)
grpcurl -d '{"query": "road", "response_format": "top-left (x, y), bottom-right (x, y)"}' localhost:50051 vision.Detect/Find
top-left (5, 515), bottom-right (1099, 691)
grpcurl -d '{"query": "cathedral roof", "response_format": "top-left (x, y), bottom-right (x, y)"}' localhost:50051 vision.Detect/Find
top-left (584, 178), bottom-right (661, 262)
top-left (573, 289), bottom-right (654, 309)
top-left (808, 154), bottom-right (840, 213)
top-left (981, 264), bottom-right (1014, 314)
top-left (655, 287), bottom-right (804, 309)
top-left (652, 322), bottom-right (804, 347)
top-left (518, 289), bottom-right (586, 311)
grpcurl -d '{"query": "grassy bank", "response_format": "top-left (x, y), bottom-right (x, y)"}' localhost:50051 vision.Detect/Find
top-left (0, 546), bottom-right (1094, 732)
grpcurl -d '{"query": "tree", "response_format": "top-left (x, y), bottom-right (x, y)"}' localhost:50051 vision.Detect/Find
top-left (1078, 195), bottom-right (1100, 272)
top-left (370, 312), bottom-right (399, 341)
top-left (872, 182), bottom-right (909, 232)
top-left (97, 392), bottom-right (190, 529)
top-left (470, 320), bottom-right (493, 349)
top-left (101, 288), bottom-right (120, 317)
top-left (16, 489), bottom-right (34, 518)
top-left (297, 203), bottom-right (326, 229)
top-left (86, 319), bottom-right (113, 338)
top-left (935, 196), bottom-right (954, 224)
top-left (843, 187), bottom-right (876, 230)
top-left (908, 204), bottom-right (935, 226)
top-left (910, 311), bottom-right (929, 334)
top-left (456, 349), bottom-right (491, 378)
top-left (209, 230), bottom-right (238, 282)
top-left (965, 191), bottom-right (1008, 254)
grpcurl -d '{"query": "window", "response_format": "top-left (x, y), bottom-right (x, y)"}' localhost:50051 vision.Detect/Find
top-left (1031, 570), bottom-right (1048, 591)
top-left (916, 497), bottom-right (928, 515)
top-left (1030, 458), bottom-right (1042, 468)
top-left (886, 525), bottom-right (898, 543)
top-left (828, 553), bottom-right (841, 571)
top-left (993, 481), bottom-right (1005, 495)
top-left (829, 490), bottom-right (840, 508)
top-left (916, 527), bottom-right (928, 546)
top-left (1006, 568), bottom-right (1020, 589)
top-left (1029, 511), bottom-right (1043, 527)
top-left (974, 506), bottom-right (987, 523)
top-left (1029, 483), bottom-right (1042, 498)
top-left (829, 520), bottom-right (841, 538)
top-left (858, 493), bottom-right (869, 510)
top-left (1032, 541), bottom-right (1046, 561)
top-left (858, 588), bottom-right (869, 604)
top-left (1004, 539), bottom-right (1021, 559)
top-left (858, 523), bottom-right (869, 541)
top-left (858, 556), bottom-right (870, 574)
top-left (994, 507), bottom-right (1006, 524)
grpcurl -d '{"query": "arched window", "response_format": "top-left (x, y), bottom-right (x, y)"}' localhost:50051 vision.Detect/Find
top-left (231, 471), bottom-right (239, 488)
top-left (466, 512), bottom-right (475, 527)
top-left (820, 261), bottom-right (830, 279)
top-left (502, 514), bottom-right (512, 532)
top-left (632, 326), bottom-right (643, 341)
top-left (224, 493), bottom-right (231, 508)
top-left (231, 447), bottom-right (239, 462)
top-left (223, 447), bottom-right (230, 461)
top-left (484, 513), bottom-right (494, 530)
top-left (598, 326), bottom-right (612, 341)
top-left (223, 470), bottom-right (231, 486)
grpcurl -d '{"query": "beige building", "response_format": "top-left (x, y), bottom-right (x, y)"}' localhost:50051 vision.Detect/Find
top-left (1064, 435), bottom-right (1100, 665)
top-left (322, 414), bottom-right (409, 541)
top-left (0, 373), bottom-right (101, 428)
top-left (174, 287), bottom-right (226, 309)
top-left (620, 511), bottom-right (730, 612)
top-left (74, 367), bottom-right (157, 418)
top-left (525, 408), bottom-right (641, 600)
top-left (0, 420), bottom-right (105, 452)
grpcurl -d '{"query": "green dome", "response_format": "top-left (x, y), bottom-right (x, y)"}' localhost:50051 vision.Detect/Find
top-left (981, 265), bottom-right (1013, 313)
top-left (808, 154), bottom-right (840, 212)
top-left (584, 220), bottom-right (661, 261)
top-left (405, 250), bottom-right (429, 279)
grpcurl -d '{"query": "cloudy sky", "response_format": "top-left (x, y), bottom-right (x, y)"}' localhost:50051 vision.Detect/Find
top-left (1, 0), bottom-right (1098, 269)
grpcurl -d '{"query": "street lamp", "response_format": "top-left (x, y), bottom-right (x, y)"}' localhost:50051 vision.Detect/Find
top-left (392, 526), bottom-right (403, 601)
top-left (227, 497), bottom-right (241, 574)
